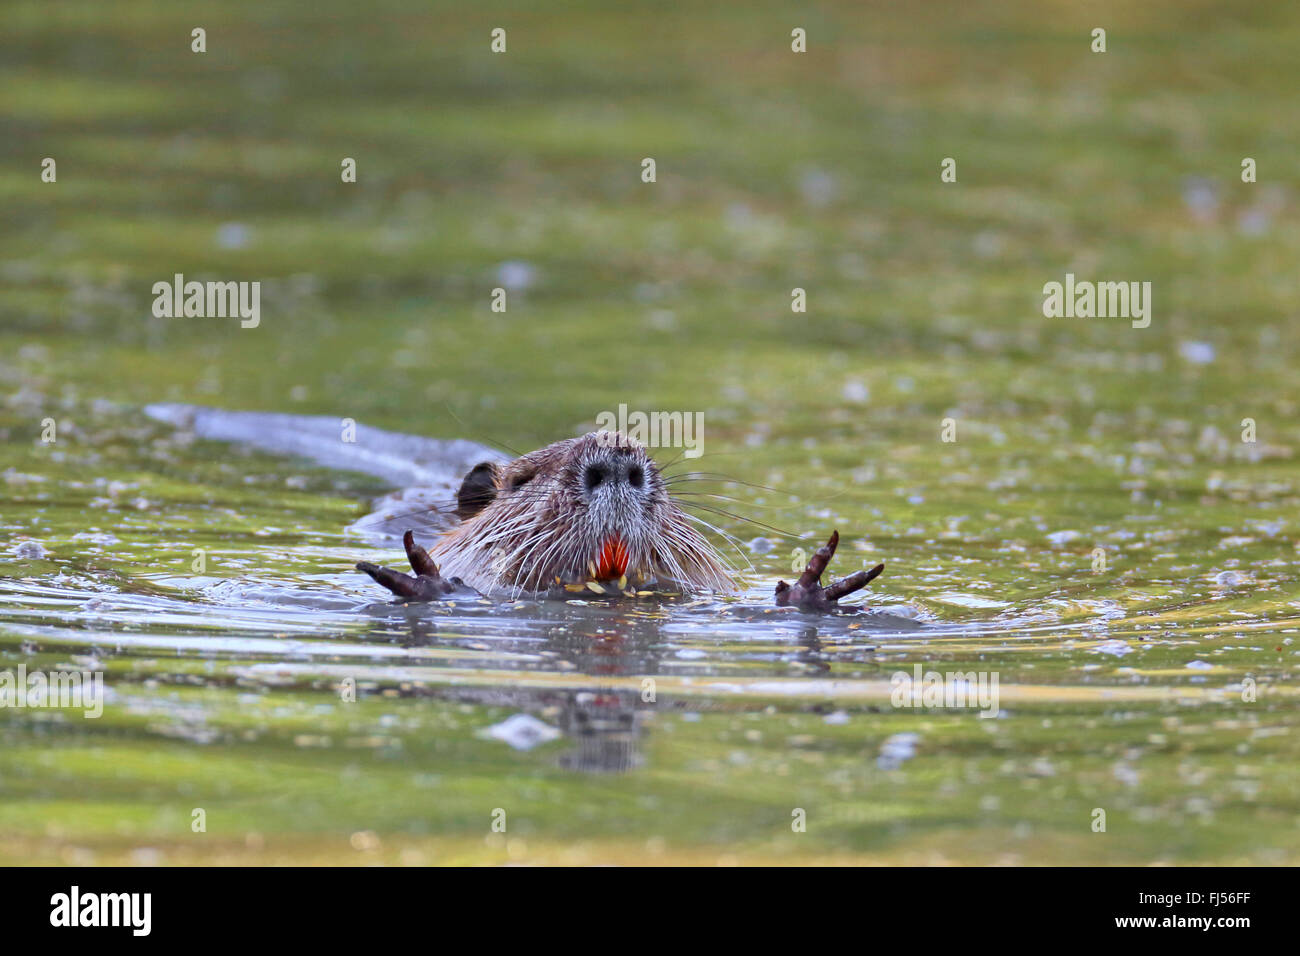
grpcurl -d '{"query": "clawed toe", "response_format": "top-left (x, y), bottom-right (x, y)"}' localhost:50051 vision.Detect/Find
top-left (403, 530), bottom-right (440, 577)
top-left (824, 563), bottom-right (885, 601)
top-left (774, 530), bottom-right (884, 612)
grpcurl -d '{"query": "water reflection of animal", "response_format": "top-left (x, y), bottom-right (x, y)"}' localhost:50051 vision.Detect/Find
top-left (375, 610), bottom-right (652, 773)
top-left (559, 691), bottom-right (643, 773)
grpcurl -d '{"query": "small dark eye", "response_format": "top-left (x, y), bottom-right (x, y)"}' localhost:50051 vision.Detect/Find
top-left (628, 465), bottom-right (645, 488)
top-left (584, 464), bottom-right (605, 490)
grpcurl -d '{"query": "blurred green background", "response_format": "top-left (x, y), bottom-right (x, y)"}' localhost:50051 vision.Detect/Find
top-left (4, 0), bottom-right (1297, 444)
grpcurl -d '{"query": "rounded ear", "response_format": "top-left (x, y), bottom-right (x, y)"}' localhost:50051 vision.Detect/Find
top-left (455, 462), bottom-right (499, 520)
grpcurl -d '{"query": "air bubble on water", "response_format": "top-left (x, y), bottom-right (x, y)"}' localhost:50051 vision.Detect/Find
top-left (12, 540), bottom-right (47, 560)
top-left (1213, 570), bottom-right (1247, 589)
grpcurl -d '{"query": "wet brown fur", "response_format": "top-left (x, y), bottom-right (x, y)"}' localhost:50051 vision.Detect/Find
top-left (428, 430), bottom-right (737, 595)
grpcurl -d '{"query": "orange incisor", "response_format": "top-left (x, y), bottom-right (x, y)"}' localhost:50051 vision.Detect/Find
top-left (594, 535), bottom-right (629, 580)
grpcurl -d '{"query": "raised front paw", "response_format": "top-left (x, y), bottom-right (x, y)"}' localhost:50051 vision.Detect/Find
top-left (356, 530), bottom-right (481, 602)
top-left (774, 530), bottom-right (884, 612)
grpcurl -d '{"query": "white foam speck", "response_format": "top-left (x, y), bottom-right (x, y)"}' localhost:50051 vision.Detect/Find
top-left (1095, 640), bottom-right (1133, 657)
top-left (477, 714), bottom-right (560, 750)
top-left (877, 732), bottom-right (920, 770)
top-left (1178, 341), bottom-right (1216, 364)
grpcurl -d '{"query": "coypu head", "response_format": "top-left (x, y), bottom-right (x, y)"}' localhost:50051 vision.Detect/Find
top-left (428, 430), bottom-right (736, 595)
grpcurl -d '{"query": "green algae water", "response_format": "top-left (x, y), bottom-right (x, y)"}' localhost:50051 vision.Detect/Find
top-left (2, 0), bottom-right (1299, 864)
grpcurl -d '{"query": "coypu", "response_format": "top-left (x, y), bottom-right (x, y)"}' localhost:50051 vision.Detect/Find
top-left (356, 429), bottom-right (884, 612)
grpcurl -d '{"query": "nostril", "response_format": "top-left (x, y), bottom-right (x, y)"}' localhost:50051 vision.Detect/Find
top-left (628, 465), bottom-right (645, 489)
top-left (584, 464), bottom-right (606, 492)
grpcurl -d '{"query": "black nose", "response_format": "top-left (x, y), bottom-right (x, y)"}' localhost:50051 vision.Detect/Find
top-left (584, 460), bottom-right (646, 493)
